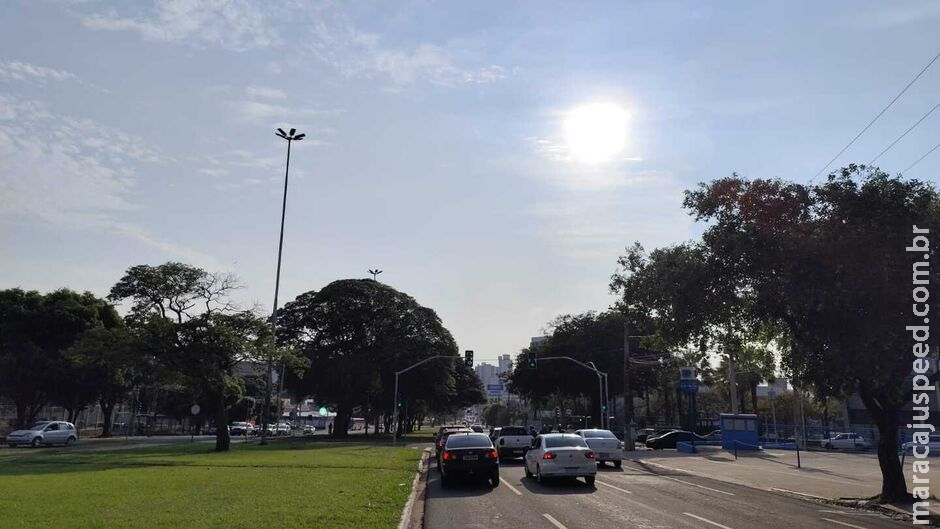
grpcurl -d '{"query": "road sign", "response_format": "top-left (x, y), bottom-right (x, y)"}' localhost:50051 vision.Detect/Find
top-left (679, 367), bottom-right (697, 380)
top-left (679, 379), bottom-right (699, 394)
top-left (190, 404), bottom-right (200, 415)
top-left (486, 384), bottom-right (504, 396)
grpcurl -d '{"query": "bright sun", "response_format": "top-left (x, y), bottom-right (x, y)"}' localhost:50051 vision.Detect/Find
top-left (563, 102), bottom-right (629, 164)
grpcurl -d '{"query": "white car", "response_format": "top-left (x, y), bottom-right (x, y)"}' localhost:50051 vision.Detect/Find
top-left (524, 433), bottom-right (597, 486)
top-left (822, 432), bottom-right (870, 450)
top-left (575, 429), bottom-right (623, 468)
top-left (275, 422), bottom-right (292, 436)
top-left (6, 421), bottom-right (78, 447)
top-left (495, 426), bottom-right (534, 461)
top-left (302, 425), bottom-right (316, 435)
top-left (902, 434), bottom-right (940, 454)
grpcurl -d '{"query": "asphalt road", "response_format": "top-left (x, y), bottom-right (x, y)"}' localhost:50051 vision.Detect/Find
top-left (425, 457), bottom-right (909, 529)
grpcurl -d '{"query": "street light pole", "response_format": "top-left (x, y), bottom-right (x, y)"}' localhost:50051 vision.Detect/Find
top-left (261, 127), bottom-right (305, 446)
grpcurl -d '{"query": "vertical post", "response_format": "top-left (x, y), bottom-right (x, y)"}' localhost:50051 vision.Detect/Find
top-left (728, 357), bottom-right (739, 414)
top-left (623, 320), bottom-right (634, 450)
top-left (392, 372), bottom-right (399, 445)
top-left (597, 372), bottom-right (604, 429)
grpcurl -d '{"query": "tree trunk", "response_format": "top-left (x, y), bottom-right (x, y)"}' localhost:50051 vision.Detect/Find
top-left (857, 386), bottom-right (907, 503)
top-left (15, 401), bottom-right (28, 429)
top-left (750, 383), bottom-right (758, 415)
top-left (215, 398), bottom-right (231, 452)
top-left (100, 400), bottom-right (115, 437)
top-left (333, 405), bottom-right (352, 438)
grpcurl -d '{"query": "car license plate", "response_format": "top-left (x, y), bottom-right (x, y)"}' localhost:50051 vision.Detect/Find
top-left (513, 449), bottom-right (523, 454)
top-left (463, 455), bottom-right (478, 460)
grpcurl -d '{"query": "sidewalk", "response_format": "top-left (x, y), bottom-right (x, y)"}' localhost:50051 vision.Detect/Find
top-left (628, 446), bottom-right (940, 515)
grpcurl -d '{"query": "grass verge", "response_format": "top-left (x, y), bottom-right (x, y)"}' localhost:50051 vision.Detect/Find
top-left (0, 441), bottom-right (422, 529)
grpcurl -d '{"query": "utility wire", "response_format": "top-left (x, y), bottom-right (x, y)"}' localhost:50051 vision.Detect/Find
top-left (904, 140), bottom-right (940, 173)
top-left (869, 100), bottom-right (940, 165)
top-left (811, 48), bottom-right (940, 182)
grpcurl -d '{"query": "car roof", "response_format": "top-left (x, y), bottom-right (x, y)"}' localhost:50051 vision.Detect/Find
top-left (539, 433), bottom-right (581, 438)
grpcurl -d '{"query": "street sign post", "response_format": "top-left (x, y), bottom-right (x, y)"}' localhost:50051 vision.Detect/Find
top-left (189, 404), bottom-right (200, 443)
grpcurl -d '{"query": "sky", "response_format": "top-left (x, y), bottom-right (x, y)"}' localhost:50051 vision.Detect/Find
top-left (1, 1), bottom-right (940, 366)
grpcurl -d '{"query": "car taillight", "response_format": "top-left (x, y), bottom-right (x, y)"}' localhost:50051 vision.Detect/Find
top-left (486, 449), bottom-right (498, 459)
top-left (542, 452), bottom-right (557, 460)
top-left (586, 451), bottom-right (596, 459)
top-left (442, 451), bottom-right (456, 461)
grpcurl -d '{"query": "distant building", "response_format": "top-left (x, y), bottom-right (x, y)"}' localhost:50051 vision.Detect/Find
top-left (756, 378), bottom-right (790, 398)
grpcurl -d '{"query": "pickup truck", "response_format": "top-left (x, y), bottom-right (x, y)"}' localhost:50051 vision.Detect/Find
top-left (495, 426), bottom-right (533, 461)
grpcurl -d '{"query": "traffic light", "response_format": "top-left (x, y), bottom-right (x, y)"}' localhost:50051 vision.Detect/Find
top-left (554, 407), bottom-right (561, 418)
top-left (464, 350), bottom-right (473, 367)
top-left (601, 404), bottom-right (608, 413)
top-left (528, 357), bottom-right (537, 369)
top-left (396, 396), bottom-right (403, 408)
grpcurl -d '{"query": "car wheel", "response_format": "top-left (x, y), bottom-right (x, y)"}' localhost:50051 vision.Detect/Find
top-left (490, 474), bottom-right (500, 488)
top-left (825, 443), bottom-right (833, 450)
top-left (614, 460), bottom-right (622, 469)
top-left (65, 436), bottom-right (76, 446)
top-left (536, 464), bottom-right (544, 484)
top-left (585, 476), bottom-right (596, 487)
top-left (30, 437), bottom-right (41, 448)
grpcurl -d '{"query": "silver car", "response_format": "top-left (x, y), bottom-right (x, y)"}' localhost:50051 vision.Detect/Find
top-left (6, 421), bottom-right (78, 447)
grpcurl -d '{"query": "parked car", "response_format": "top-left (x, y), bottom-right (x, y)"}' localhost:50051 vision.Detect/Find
top-left (575, 429), bottom-right (623, 468)
top-left (524, 433), bottom-right (596, 486)
top-left (302, 425), bottom-right (316, 435)
top-left (6, 421), bottom-right (78, 447)
top-left (639, 429), bottom-right (673, 445)
top-left (902, 434), bottom-right (940, 454)
top-left (229, 422), bottom-right (253, 436)
top-left (439, 432), bottom-right (500, 487)
top-left (645, 430), bottom-right (707, 450)
top-left (275, 422), bottom-right (292, 436)
top-left (822, 432), bottom-right (870, 450)
top-left (470, 424), bottom-right (484, 433)
top-left (703, 429), bottom-right (721, 441)
top-left (495, 426), bottom-right (534, 461)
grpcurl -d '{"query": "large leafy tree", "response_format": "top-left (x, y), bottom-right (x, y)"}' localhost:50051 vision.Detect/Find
top-left (278, 279), bottom-right (482, 437)
top-left (0, 288), bottom-right (119, 428)
top-left (682, 166), bottom-right (940, 503)
top-left (108, 262), bottom-right (255, 451)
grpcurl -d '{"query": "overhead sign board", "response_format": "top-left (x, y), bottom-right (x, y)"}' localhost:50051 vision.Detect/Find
top-left (679, 379), bottom-right (699, 394)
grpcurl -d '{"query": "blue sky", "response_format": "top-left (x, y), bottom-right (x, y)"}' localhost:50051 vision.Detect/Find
top-left (2, 1), bottom-right (939, 364)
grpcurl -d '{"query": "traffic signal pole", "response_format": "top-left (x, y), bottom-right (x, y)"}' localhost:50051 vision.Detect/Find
top-left (533, 356), bottom-right (608, 430)
top-left (392, 354), bottom-right (469, 445)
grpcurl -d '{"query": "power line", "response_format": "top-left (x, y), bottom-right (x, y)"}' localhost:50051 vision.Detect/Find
top-left (904, 140), bottom-right (940, 174)
top-left (811, 48), bottom-right (940, 182)
top-left (869, 100), bottom-right (940, 165)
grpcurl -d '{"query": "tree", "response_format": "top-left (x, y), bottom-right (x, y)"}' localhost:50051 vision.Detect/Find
top-left (66, 326), bottom-right (147, 437)
top-left (682, 166), bottom-right (940, 503)
top-left (0, 288), bottom-right (119, 428)
top-left (108, 262), bottom-right (250, 451)
top-left (278, 279), bottom-right (474, 436)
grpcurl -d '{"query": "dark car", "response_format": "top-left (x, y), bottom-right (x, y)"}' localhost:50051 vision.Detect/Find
top-left (435, 426), bottom-right (470, 453)
top-left (436, 428), bottom-right (473, 465)
top-left (439, 432), bottom-right (500, 487)
top-left (645, 430), bottom-right (707, 450)
top-left (638, 429), bottom-right (673, 444)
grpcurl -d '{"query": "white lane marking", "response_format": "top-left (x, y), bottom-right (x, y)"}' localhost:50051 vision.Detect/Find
top-left (596, 479), bottom-right (633, 494)
top-left (542, 513), bottom-right (567, 529)
top-left (683, 512), bottom-right (734, 529)
top-left (500, 477), bottom-right (523, 496)
top-left (820, 518), bottom-right (869, 529)
top-left (667, 476), bottom-right (735, 496)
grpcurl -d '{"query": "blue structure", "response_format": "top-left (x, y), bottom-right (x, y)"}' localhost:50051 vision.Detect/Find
top-left (719, 413), bottom-right (759, 450)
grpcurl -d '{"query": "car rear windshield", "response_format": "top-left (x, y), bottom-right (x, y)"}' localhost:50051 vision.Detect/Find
top-left (545, 436), bottom-right (589, 448)
top-left (582, 430), bottom-right (617, 439)
top-left (500, 427), bottom-right (528, 436)
top-left (446, 434), bottom-right (492, 448)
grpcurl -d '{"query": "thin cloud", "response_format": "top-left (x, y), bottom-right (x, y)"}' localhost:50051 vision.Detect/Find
top-left (77, 0), bottom-right (279, 51)
top-left (0, 60), bottom-right (77, 83)
top-left (0, 92), bottom-right (215, 266)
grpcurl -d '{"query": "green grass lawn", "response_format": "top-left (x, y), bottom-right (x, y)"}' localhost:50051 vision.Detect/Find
top-left (0, 441), bottom-right (422, 529)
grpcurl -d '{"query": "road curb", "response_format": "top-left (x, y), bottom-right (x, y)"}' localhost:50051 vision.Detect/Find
top-left (399, 447), bottom-right (431, 529)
